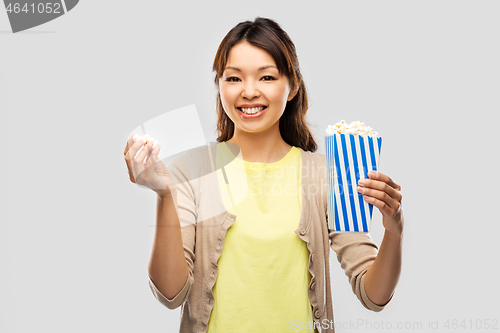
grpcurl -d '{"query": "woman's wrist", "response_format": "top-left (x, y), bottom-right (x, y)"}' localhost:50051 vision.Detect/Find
top-left (383, 227), bottom-right (403, 242)
top-left (155, 185), bottom-right (176, 200)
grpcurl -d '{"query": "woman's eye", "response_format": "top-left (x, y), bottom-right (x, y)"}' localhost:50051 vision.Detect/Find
top-left (226, 77), bottom-right (240, 82)
top-left (261, 76), bottom-right (276, 81)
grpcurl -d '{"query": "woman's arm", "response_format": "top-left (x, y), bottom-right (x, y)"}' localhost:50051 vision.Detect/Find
top-left (363, 228), bottom-right (402, 305)
top-left (148, 193), bottom-right (189, 300)
top-left (123, 134), bottom-right (193, 305)
top-left (147, 153), bottom-right (198, 309)
top-left (357, 170), bottom-right (404, 306)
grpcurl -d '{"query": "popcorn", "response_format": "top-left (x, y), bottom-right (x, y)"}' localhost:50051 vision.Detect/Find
top-left (325, 120), bottom-right (382, 233)
top-left (326, 120), bottom-right (379, 138)
top-left (133, 133), bottom-right (160, 148)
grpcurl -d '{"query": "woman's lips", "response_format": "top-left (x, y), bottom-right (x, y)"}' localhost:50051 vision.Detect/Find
top-left (238, 106), bottom-right (267, 119)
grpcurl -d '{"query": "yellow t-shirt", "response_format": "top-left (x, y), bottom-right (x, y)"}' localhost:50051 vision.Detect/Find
top-left (207, 143), bottom-right (314, 333)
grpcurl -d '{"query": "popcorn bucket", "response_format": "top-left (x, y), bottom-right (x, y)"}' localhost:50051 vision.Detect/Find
top-left (326, 133), bottom-right (382, 232)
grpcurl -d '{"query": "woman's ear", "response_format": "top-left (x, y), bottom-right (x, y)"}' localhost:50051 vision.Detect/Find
top-left (287, 86), bottom-right (299, 102)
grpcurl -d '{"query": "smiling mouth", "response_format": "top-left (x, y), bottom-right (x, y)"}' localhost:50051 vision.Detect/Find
top-left (238, 106), bottom-right (267, 114)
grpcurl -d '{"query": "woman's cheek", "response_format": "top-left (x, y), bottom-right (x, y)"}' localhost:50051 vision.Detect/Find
top-left (220, 86), bottom-right (237, 102)
top-left (276, 86), bottom-right (289, 102)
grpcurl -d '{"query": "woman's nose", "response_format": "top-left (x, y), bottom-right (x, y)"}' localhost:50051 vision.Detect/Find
top-left (241, 81), bottom-right (260, 99)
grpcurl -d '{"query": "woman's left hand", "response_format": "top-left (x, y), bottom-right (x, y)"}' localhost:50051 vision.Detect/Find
top-left (357, 171), bottom-right (404, 236)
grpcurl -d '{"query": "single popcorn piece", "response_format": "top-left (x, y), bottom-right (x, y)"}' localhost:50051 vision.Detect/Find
top-left (132, 133), bottom-right (160, 148)
top-left (326, 120), bottom-right (379, 138)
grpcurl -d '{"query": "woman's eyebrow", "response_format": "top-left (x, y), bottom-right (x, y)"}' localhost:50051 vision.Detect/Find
top-left (225, 65), bottom-right (278, 72)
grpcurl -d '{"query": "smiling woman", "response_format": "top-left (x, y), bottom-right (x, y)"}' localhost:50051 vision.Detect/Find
top-left (127, 16), bottom-right (404, 333)
top-left (213, 18), bottom-right (317, 163)
top-left (218, 41), bottom-right (296, 139)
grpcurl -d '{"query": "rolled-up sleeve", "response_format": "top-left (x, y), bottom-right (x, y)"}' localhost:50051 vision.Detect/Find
top-left (149, 261), bottom-right (192, 310)
top-left (329, 231), bottom-right (392, 312)
top-left (149, 225), bottom-right (194, 309)
top-left (148, 153), bottom-right (198, 309)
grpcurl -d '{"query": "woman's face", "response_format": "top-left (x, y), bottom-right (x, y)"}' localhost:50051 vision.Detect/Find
top-left (219, 41), bottom-right (296, 138)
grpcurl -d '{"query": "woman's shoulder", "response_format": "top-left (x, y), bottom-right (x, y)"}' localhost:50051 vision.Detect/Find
top-left (297, 147), bottom-right (326, 165)
top-left (165, 142), bottom-right (238, 181)
top-left (164, 144), bottom-right (214, 183)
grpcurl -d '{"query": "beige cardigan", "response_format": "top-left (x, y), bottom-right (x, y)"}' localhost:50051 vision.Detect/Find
top-left (148, 144), bottom-right (392, 333)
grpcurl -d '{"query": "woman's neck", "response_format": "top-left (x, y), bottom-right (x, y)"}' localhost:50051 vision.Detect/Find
top-left (226, 129), bottom-right (292, 164)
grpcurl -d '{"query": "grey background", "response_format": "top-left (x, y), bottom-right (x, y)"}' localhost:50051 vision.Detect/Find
top-left (1, 1), bottom-right (498, 332)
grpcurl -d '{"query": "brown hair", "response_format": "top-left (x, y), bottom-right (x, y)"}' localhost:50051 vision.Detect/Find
top-left (212, 17), bottom-right (318, 152)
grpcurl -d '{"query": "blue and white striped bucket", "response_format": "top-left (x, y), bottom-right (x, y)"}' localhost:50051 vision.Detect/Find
top-left (326, 134), bottom-right (382, 232)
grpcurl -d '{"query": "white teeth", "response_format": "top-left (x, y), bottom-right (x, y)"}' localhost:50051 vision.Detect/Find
top-left (240, 106), bottom-right (265, 114)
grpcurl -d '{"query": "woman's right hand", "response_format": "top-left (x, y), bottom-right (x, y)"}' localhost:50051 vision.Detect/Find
top-left (123, 133), bottom-right (174, 198)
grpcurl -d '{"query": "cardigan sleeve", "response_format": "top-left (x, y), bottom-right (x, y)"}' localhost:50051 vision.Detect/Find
top-left (148, 152), bottom-right (198, 310)
top-left (315, 150), bottom-right (393, 312)
top-left (329, 231), bottom-right (393, 312)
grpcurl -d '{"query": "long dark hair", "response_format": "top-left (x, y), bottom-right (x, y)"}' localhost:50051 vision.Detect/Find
top-left (213, 17), bottom-right (317, 152)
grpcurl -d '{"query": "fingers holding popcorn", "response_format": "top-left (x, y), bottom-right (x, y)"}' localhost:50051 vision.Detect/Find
top-left (124, 134), bottom-right (147, 183)
top-left (133, 133), bottom-right (159, 148)
top-left (144, 141), bottom-right (161, 170)
top-left (124, 133), bottom-right (171, 197)
top-left (135, 139), bottom-right (154, 165)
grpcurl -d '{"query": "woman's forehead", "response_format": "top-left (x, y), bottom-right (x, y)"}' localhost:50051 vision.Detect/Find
top-left (224, 42), bottom-right (278, 71)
